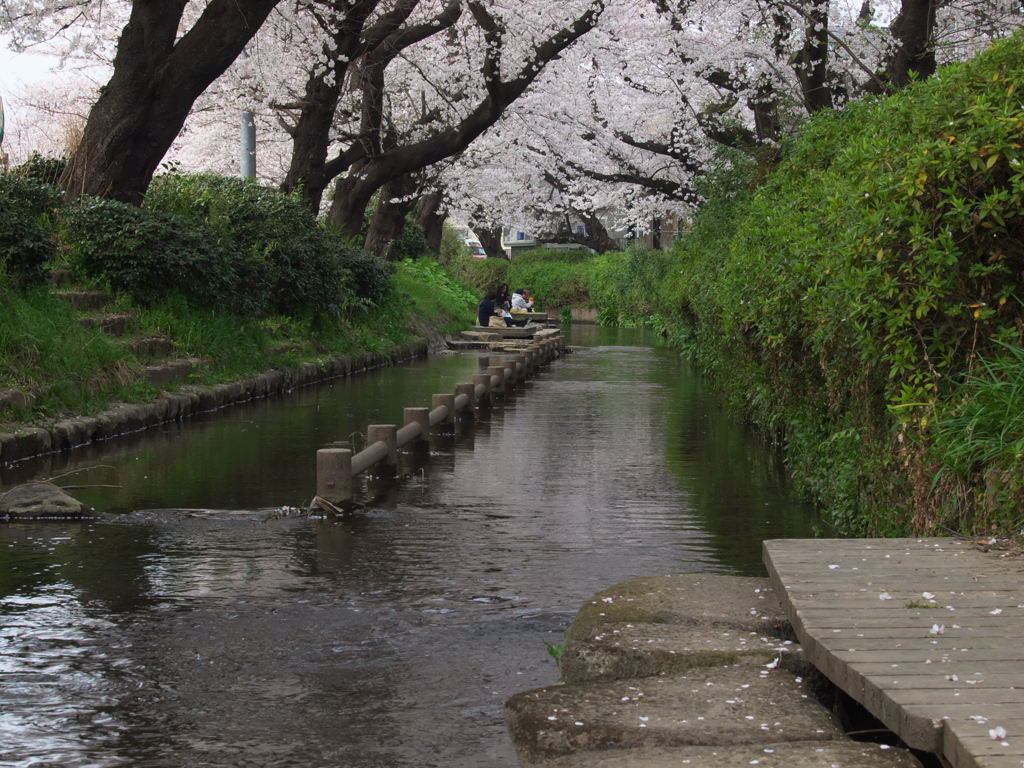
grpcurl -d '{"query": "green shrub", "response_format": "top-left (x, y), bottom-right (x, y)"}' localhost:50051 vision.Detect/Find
top-left (0, 174), bottom-right (63, 285)
top-left (688, 33), bottom-right (1024, 534)
top-left (146, 174), bottom-right (360, 317)
top-left (337, 243), bottom-right (394, 309)
top-left (438, 222), bottom-right (467, 267)
top-left (14, 152), bottom-right (69, 186)
top-left (390, 218), bottom-right (429, 261)
top-left (508, 248), bottom-right (596, 309)
top-left (393, 258), bottom-right (477, 333)
top-left (455, 258), bottom-right (509, 296)
top-left (62, 197), bottom-right (249, 311)
top-left (588, 247), bottom-right (674, 327)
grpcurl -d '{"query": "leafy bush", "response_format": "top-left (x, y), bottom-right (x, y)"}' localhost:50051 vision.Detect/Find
top-left (146, 174), bottom-right (360, 317)
top-left (393, 258), bottom-right (477, 333)
top-left (455, 257), bottom-right (509, 296)
top-left (337, 243), bottom-right (394, 308)
top-left (512, 247), bottom-right (595, 265)
top-left (14, 152), bottom-right (69, 185)
top-left (588, 247), bottom-right (675, 327)
top-left (390, 218), bottom-right (429, 261)
top-left (62, 197), bottom-right (249, 311)
top-left (507, 248), bottom-right (596, 309)
top-left (0, 174), bottom-right (63, 285)
top-left (438, 221), bottom-right (467, 267)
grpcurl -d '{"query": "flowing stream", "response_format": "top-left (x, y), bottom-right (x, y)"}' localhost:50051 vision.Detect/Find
top-left (0, 325), bottom-right (816, 767)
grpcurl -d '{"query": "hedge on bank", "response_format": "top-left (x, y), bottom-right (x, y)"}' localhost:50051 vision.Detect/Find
top-left (661, 31), bottom-right (1024, 536)
top-left (0, 168), bottom-right (394, 320)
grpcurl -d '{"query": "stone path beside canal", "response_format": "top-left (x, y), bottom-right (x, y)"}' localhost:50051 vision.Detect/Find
top-left (764, 538), bottom-right (1024, 768)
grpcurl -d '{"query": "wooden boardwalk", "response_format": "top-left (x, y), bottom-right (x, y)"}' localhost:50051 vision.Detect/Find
top-left (763, 538), bottom-right (1024, 768)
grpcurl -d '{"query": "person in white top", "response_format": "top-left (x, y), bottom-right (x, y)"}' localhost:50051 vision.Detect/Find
top-left (511, 289), bottom-right (534, 312)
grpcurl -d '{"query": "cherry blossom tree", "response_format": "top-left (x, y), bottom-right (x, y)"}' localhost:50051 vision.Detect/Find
top-left (3, 0), bottom-right (1018, 251)
top-left (437, 0), bottom-right (1021, 243)
top-left (1, 0), bottom-right (284, 202)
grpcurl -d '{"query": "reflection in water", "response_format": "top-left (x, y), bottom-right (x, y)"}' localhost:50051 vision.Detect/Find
top-left (0, 327), bottom-right (816, 767)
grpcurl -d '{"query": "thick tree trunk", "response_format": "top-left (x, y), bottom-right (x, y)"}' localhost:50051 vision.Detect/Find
top-left (579, 215), bottom-right (617, 253)
top-left (650, 217), bottom-right (662, 250)
top-left (794, 0), bottom-right (833, 113)
top-left (61, 0), bottom-right (280, 204)
top-left (280, 76), bottom-right (345, 212)
top-left (887, 0), bottom-right (937, 88)
top-left (279, 0), bottom-right (416, 212)
top-left (327, 160), bottom-right (380, 239)
top-left (364, 174), bottom-right (419, 260)
top-left (751, 83), bottom-right (782, 143)
top-left (474, 225), bottom-right (507, 260)
top-left (326, 1), bottom-right (604, 240)
top-left (415, 191), bottom-right (446, 255)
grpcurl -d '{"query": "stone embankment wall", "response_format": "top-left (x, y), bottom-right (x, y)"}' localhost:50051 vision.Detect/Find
top-left (570, 308), bottom-right (599, 324)
top-left (0, 343), bottom-right (428, 467)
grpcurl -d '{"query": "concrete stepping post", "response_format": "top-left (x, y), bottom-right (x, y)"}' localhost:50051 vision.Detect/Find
top-left (316, 448), bottom-right (353, 506)
top-left (366, 425), bottom-right (397, 478)
top-left (473, 374), bottom-right (492, 408)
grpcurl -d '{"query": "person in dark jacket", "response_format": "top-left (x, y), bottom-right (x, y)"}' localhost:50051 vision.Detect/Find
top-left (478, 290), bottom-right (501, 327)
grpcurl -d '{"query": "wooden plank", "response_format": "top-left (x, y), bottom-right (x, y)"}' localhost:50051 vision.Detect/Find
top-left (764, 538), bottom-right (1024, 768)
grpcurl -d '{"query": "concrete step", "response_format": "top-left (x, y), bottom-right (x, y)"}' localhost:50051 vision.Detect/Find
top-left (48, 269), bottom-right (75, 287)
top-left (0, 389), bottom-right (35, 415)
top-left (527, 741), bottom-right (924, 767)
top-left (505, 666), bottom-right (848, 767)
top-left (143, 358), bottom-right (204, 386)
top-left (55, 290), bottom-right (110, 311)
top-left (75, 314), bottom-right (135, 336)
top-left (122, 335), bottom-right (175, 358)
top-left (505, 574), bottom-right (923, 768)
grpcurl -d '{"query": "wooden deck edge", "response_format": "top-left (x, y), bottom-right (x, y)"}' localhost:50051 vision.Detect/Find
top-left (763, 539), bottom-right (946, 755)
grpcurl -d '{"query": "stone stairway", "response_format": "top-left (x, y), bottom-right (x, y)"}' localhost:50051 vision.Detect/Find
top-left (0, 278), bottom-right (198, 420)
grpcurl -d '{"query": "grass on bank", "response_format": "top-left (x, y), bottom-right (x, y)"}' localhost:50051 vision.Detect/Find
top-left (0, 256), bottom-right (478, 431)
top-left (1, 163), bottom-right (482, 430)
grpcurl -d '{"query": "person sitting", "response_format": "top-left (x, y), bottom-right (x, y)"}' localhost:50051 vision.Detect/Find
top-left (478, 290), bottom-right (499, 327)
top-left (496, 283), bottom-right (512, 311)
top-left (511, 289), bottom-right (534, 312)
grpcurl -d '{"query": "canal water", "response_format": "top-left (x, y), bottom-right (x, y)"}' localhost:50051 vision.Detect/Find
top-left (0, 326), bottom-right (816, 768)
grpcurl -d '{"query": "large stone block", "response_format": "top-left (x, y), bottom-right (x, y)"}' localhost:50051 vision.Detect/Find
top-left (1, 483), bottom-right (90, 518)
top-left (505, 666), bottom-right (843, 768)
top-left (460, 331), bottom-right (503, 342)
top-left (562, 575), bottom-right (792, 685)
top-left (15, 427), bottom-right (51, 460)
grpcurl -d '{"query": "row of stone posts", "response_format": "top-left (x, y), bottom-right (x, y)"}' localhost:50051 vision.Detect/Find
top-left (314, 336), bottom-right (567, 512)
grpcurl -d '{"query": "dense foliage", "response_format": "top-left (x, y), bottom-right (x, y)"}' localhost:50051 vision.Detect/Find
top-left (0, 174), bottom-right (62, 285)
top-left (145, 174), bottom-right (393, 316)
top-left (0, 168), bottom-right (453, 423)
top-left (14, 173), bottom-right (392, 319)
top-left (452, 248), bottom-right (598, 314)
